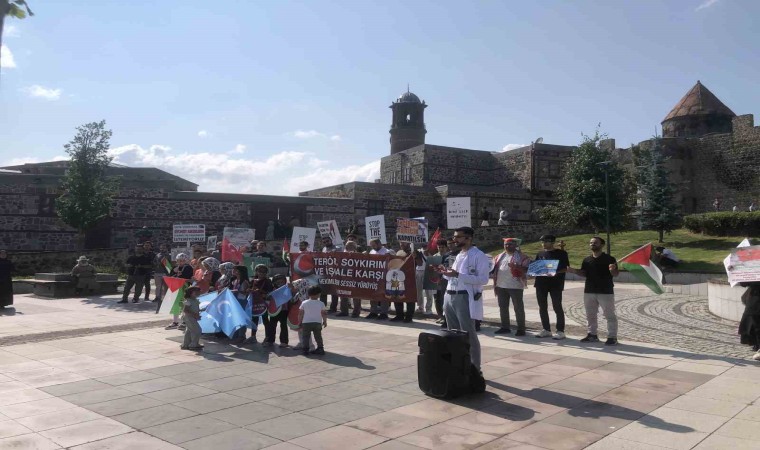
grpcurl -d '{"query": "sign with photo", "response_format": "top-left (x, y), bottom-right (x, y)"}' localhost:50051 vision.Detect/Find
top-left (290, 227), bottom-right (317, 253)
top-left (222, 227), bottom-right (255, 264)
top-left (317, 220), bottom-right (344, 247)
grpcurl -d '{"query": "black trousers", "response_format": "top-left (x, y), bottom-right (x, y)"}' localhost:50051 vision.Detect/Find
top-left (321, 293), bottom-right (339, 311)
top-left (394, 301), bottom-right (415, 320)
top-left (263, 312), bottom-right (289, 344)
top-left (143, 274), bottom-right (152, 299)
top-left (536, 286), bottom-right (565, 332)
top-left (435, 289), bottom-right (445, 316)
top-left (122, 275), bottom-right (145, 301)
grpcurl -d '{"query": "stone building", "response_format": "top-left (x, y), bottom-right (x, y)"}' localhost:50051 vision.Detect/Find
top-left (2, 82), bottom-right (758, 252)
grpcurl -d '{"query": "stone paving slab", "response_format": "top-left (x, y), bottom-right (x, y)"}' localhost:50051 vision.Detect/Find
top-left (2, 290), bottom-right (760, 449)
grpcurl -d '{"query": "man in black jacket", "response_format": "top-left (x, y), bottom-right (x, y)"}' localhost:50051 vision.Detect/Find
top-left (532, 235), bottom-right (570, 340)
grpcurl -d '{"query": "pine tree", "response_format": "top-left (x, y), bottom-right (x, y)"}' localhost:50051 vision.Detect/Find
top-left (56, 120), bottom-right (120, 248)
top-left (540, 130), bottom-right (633, 233)
top-left (637, 136), bottom-right (682, 242)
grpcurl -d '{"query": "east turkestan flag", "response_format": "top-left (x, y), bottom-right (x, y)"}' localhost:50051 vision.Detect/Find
top-left (619, 244), bottom-right (664, 295)
top-left (157, 277), bottom-right (187, 315)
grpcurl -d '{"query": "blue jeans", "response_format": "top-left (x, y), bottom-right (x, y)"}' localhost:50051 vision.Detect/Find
top-left (444, 292), bottom-right (481, 370)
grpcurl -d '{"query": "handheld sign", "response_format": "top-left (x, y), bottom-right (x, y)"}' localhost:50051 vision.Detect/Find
top-left (527, 260), bottom-right (559, 277)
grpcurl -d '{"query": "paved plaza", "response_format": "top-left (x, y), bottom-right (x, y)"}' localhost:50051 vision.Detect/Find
top-left (1, 284), bottom-right (759, 449)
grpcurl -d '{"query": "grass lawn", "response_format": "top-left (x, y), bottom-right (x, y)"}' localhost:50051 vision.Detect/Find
top-left (487, 228), bottom-right (750, 273)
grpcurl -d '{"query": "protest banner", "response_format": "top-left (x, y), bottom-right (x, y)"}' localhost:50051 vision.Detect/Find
top-left (446, 197), bottom-right (471, 229)
top-left (396, 217), bottom-right (429, 245)
top-left (725, 244), bottom-right (760, 285)
top-left (290, 227), bottom-right (317, 253)
top-left (243, 256), bottom-right (273, 274)
top-left (173, 224), bottom-right (205, 243)
top-left (222, 227), bottom-right (255, 264)
top-left (423, 255), bottom-right (443, 290)
top-left (317, 220), bottom-right (344, 247)
top-left (365, 215), bottom-right (387, 244)
top-left (291, 252), bottom-right (416, 302)
top-left (528, 259), bottom-right (560, 277)
top-left (207, 235), bottom-right (217, 251)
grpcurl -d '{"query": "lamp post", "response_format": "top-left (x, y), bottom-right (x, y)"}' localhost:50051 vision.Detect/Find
top-left (597, 161), bottom-right (612, 255)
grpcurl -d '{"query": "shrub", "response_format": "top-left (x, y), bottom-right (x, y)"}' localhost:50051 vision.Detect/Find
top-left (683, 212), bottom-right (760, 236)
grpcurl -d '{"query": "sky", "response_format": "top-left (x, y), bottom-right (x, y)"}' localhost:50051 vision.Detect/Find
top-left (1, 0), bottom-right (758, 195)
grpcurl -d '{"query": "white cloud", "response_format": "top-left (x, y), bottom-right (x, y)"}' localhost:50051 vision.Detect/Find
top-left (230, 144), bottom-right (246, 154)
top-left (501, 143), bottom-right (527, 152)
top-left (22, 85), bottom-right (62, 100)
top-left (197, 130), bottom-right (210, 138)
top-left (293, 130), bottom-right (325, 139)
top-left (107, 144), bottom-right (362, 195)
top-left (4, 25), bottom-right (20, 38)
top-left (1, 45), bottom-right (16, 68)
top-left (695, 0), bottom-right (720, 11)
top-left (330, 135), bottom-right (342, 142)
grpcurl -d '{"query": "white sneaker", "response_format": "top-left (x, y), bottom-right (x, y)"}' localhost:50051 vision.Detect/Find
top-left (552, 331), bottom-right (566, 340)
top-left (535, 329), bottom-right (552, 338)
top-left (753, 351), bottom-right (760, 361)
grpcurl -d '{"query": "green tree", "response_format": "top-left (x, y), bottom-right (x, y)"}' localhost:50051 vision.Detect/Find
top-left (540, 130), bottom-right (633, 234)
top-left (635, 136), bottom-right (682, 243)
top-left (1, 1), bottom-right (33, 74)
top-left (57, 121), bottom-right (120, 248)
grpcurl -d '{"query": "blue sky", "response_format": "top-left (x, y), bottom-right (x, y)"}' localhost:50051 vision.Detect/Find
top-left (1, 0), bottom-right (758, 194)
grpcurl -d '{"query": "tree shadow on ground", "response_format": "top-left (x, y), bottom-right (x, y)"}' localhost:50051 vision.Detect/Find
top-left (79, 295), bottom-right (159, 313)
top-left (488, 380), bottom-right (695, 433)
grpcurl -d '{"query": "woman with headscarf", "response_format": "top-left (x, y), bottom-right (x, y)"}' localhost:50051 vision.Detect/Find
top-left (200, 257), bottom-right (221, 294)
top-left (216, 262), bottom-right (235, 291)
top-left (0, 250), bottom-right (15, 309)
top-left (166, 253), bottom-right (193, 330)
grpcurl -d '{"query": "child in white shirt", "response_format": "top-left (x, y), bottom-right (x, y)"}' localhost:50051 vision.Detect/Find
top-left (299, 285), bottom-right (327, 355)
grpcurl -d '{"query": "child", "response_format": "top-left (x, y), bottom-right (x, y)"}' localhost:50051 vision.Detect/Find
top-left (180, 286), bottom-right (203, 351)
top-left (299, 285), bottom-right (327, 355)
top-left (264, 274), bottom-right (289, 348)
top-left (290, 278), bottom-right (317, 351)
top-left (248, 264), bottom-right (274, 345)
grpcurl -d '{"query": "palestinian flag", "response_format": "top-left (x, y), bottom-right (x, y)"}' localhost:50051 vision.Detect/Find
top-left (619, 244), bottom-right (664, 295)
top-left (160, 257), bottom-right (173, 275)
top-left (157, 277), bottom-right (187, 315)
top-left (282, 238), bottom-right (290, 261)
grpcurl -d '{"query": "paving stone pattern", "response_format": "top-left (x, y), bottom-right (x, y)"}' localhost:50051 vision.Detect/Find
top-left (2, 315), bottom-right (760, 449)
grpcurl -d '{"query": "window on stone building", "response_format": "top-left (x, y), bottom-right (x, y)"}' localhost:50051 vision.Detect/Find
top-left (367, 200), bottom-right (384, 217)
top-left (403, 166), bottom-right (412, 182)
top-left (38, 195), bottom-right (56, 216)
top-left (549, 163), bottom-right (559, 177)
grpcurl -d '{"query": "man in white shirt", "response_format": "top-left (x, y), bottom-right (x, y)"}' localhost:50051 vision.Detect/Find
top-left (492, 238), bottom-right (530, 336)
top-left (365, 238), bottom-right (391, 320)
top-left (437, 226), bottom-right (490, 374)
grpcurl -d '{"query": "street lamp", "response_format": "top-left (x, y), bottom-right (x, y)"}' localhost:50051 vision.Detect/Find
top-left (597, 161), bottom-right (612, 255)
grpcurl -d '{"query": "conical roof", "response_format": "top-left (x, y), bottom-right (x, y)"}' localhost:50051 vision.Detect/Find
top-left (662, 81), bottom-right (735, 122)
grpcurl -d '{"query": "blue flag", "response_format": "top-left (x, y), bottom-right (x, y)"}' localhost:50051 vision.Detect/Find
top-left (527, 259), bottom-right (559, 277)
top-left (199, 291), bottom-right (222, 334)
top-left (270, 284), bottom-right (293, 308)
top-left (205, 289), bottom-right (254, 338)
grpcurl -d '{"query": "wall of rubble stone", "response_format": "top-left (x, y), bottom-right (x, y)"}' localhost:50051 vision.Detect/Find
top-left (7, 247), bottom-right (129, 276)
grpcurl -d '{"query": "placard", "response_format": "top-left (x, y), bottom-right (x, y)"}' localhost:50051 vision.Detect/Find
top-left (290, 227), bottom-right (317, 253)
top-left (725, 245), bottom-right (760, 285)
top-left (173, 224), bottom-right (206, 243)
top-left (396, 217), bottom-right (429, 245)
top-left (291, 252), bottom-right (416, 302)
top-left (317, 220), bottom-right (344, 247)
top-left (527, 259), bottom-right (560, 277)
top-left (222, 227), bottom-right (255, 263)
top-left (446, 197), bottom-right (471, 229)
top-left (365, 215), bottom-right (387, 244)
top-left (207, 235), bottom-right (218, 251)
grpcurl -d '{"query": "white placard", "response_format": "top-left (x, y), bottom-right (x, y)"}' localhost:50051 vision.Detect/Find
top-left (173, 224), bottom-right (206, 243)
top-left (446, 197), bottom-right (471, 229)
top-left (364, 215), bottom-right (387, 244)
top-left (207, 235), bottom-right (217, 251)
top-left (317, 220), bottom-right (344, 247)
top-left (290, 227), bottom-right (317, 253)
